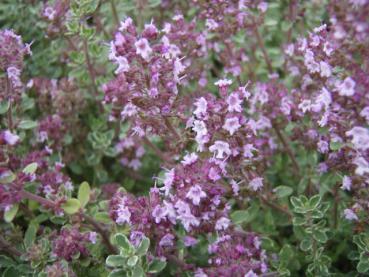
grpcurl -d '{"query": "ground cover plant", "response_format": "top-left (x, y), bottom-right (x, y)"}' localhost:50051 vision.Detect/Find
top-left (1, 0), bottom-right (369, 276)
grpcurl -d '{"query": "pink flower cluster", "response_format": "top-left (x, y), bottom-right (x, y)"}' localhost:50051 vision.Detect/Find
top-left (0, 29), bottom-right (31, 102)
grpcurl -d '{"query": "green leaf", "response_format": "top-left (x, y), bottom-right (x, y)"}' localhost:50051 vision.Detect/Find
top-left (23, 162), bottom-right (38, 174)
top-left (357, 259), bottom-right (369, 273)
top-left (61, 198), bottom-right (81, 214)
top-left (230, 203), bottom-right (259, 224)
top-left (136, 237), bottom-right (150, 256)
top-left (290, 196), bottom-right (303, 208)
top-left (274, 186), bottom-right (293, 198)
top-left (292, 216), bottom-right (306, 226)
top-left (0, 171), bottom-right (16, 184)
top-left (281, 21), bottom-right (293, 32)
top-left (4, 204), bottom-right (19, 222)
top-left (108, 269), bottom-right (125, 277)
top-left (24, 222), bottom-right (38, 248)
top-left (127, 255), bottom-right (138, 267)
top-left (132, 265), bottom-right (144, 277)
top-left (312, 230), bottom-right (328, 243)
top-left (311, 210), bottom-right (324, 219)
top-left (18, 120), bottom-right (37, 129)
top-left (0, 255), bottom-right (16, 267)
top-left (148, 259), bottom-right (166, 273)
top-left (309, 195), bottom-right (321, 209)
top-left (279, 244), bottom-right (294, 266)
top-left (300, 238), bottom-right (313, 252)
top-left (2, 267), bottom-right (21, 277)
top-left (95, 212), bottom-right (111, 224)
top-left (78, 181), bottom-right (90, 208)
top-left (0, 100), bottom-right (10, 114)
top-left (330, 141), bottom-right (344, 151)
top-left (114, 233), bottom-right (132, 251)
top-left (106, 255), bottom-right (125, 267)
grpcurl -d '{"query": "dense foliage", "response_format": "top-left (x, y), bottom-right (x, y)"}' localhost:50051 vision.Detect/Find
top-left (1, 0), bottom-right (369, 276)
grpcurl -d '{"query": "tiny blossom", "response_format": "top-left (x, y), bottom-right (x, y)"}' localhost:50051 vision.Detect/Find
top-left (243, 144), bottom-right (257, 159)
top-left (152, 204), bottom-right (168, 223)
top-left (116, 197), bottom-right (131, 225)
top-left (121, 103), bottom-right (138, 119)
top-left (64, 181), bottom-right (74, 191)
top-left (346, 127), bottom-right (369, 151)
top-left (285, 44), bottom-right (294, 56)
top-left (226, 93), bottom-right (243, 112)
top-left (173, 58), bottom-right (186, 82)
top-left (298, 99), bottom-right (312, 113)
top-left (230, 180), bottom-right (240, 196)
top-left (360, 107), bottom-right (369, 121)
top-left (314, 87), bottom-right (332, 111)
top-left (2, 130), bottom-right (20, 145)
top-left (119, 17), bottom-right (133, 31)
top-left (195, 269), bottom-right (208, 277)
top-left (319, 61), bottom-right (332, 78)
top-left (343, 208), bottom-right (358, 221)
top-left (223, 117), bottom-right (241, 135)
top-left (205, 19), bottom-right (219, 30)
top-left (192, 120), bottom-right (208, 136)
top-left (249, 177), bottom-right (263, 191)
top-left (341, 176), bottom-right (352, 191)
top-left (177, 211), bottom-right (200, 231)
top-left (208, 167), bottom-right (221, 181)
top-left (114, 56), bottom-right (130, 74)
top-left (181, 153), bottom-right (198, 166)
top-left (184, 236), bottom-right (198, 247)
top-left (43, 7), bottom-right (56, 20)
top-left (214, 79), bottom-right (232, 87)
top-left (159, 233), bottom-right (175, 247)
top-left (143, 21), bottom-right (158, 37)
top-left (186, 185), bottom-right (207, 205)
top-left (258, 2), bottom-right (268, 12)
top-left (314, 24), bottom-right (327, 33)
top-left (209, 141), bottom-right (231, 159)
top-left (194, 97), bottom-right (208, 118)
top-left (161, 169), bottom-right (175, 195)
top-left (244, 270), bottom-right (258, 277)
top-left (353, 156), bottom-right (369, 175)
top-left (135, 38), bottom-right (152, 60)
top-left (88, 232), bottom-right (97, 244)
top-left (281, 97), bottom-right (292, 115)
top-left (337, 77), bottom-right (356, 96)
top-left (215, 217), bottom-right (231, 231)
top-left (317, 140), bottom-right (329, 153)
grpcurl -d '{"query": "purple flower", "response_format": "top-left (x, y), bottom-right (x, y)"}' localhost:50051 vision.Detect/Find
top-left (159, 233), bottom-right (175, 247)
top-left (215, 217), bottom-right (231, 231)
top-left (88, 232), bottom-right (97, 244)
top-left (183, 236), bottom-right (198, 247)
top-left (53, 228), bottom-right (89, 261)
top-left (186, 185), bottom-right (207, 206)
top-left (209, 141), bottom-right (231, 159)
top-left (249, 177), bottom-right (263, 191)
top-left (346, 127), bottom-right (369, 151)
top-left (115, 197), bottom-right (131, 225)
top-left (223, 117), bottom-right (241, 135)
top-left (343, 208), bottom-right (358, 221)
top-left (337, 77), bottom-right (356, 96)
top-left (135, 38), bottom-right (152, 60)
top-left (152, 204), bottom-right (168, 224)
top-left (341, 176), bottom-right (352, 191)
top-left (194, 97), bottom-right (208, 118)
top-left (226, 93), bottom-right (243, 113)
top-left (2, 130), bottom-right (20, 146)
top-left (181, 153), bottom-right (198, 166)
